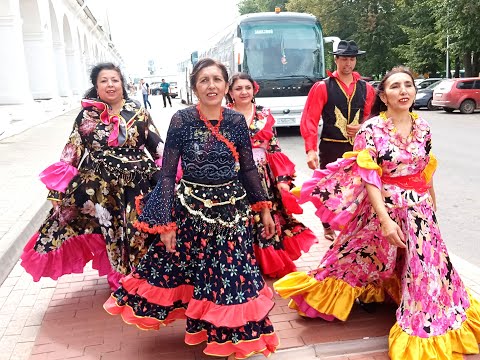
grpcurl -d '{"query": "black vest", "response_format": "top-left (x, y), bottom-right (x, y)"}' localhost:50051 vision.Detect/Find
top-left (321, 77), bottom-right (367, 141)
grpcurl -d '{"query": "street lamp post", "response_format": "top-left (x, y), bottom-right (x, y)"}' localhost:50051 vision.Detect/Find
top-left (446, 33), bottom-right (449, 78)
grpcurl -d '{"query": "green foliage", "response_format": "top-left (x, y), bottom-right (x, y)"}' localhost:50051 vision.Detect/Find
top-left (238, 0), bottom-right (288, 14)
top-left (238, 0), bottom-right (480, 77)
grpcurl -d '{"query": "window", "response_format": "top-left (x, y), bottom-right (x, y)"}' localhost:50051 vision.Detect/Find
top-left (474, 81), bottom-right (480, 90)
top-left (457, 81), bottom-right (474, 89)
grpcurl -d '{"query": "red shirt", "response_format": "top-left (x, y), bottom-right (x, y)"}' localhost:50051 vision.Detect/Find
top-left (300, 71), bottom-right (376, 152)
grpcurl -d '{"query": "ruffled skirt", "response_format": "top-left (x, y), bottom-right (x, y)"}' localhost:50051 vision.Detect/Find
top-left (252, 148), bottom-right (316, 278)
top-left (274, 157), bottom-right (480, 359)
top-left (105, 180), bottom-right (279, 358)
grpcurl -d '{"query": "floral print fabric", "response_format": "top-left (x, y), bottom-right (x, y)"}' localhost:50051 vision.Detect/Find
top-left (227, 104), bottom-right (316, 278)
top-left (274, 113), bottom-right (480, 358)
top-left (23, 98), bottom-right (163, 278)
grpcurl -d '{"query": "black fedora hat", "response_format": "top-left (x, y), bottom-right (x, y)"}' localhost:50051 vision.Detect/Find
top-left (332, 40), bottom-right (366, 56)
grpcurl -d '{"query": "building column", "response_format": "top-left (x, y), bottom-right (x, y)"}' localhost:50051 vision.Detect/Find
top-left (52, 40), bottom-right (71, 97)
top-left (0, 14), bottom-right (32, 105)
top-left (23, 31), bottom-right (58, 99)
top-left (65, 48), bottom-right (82, 95)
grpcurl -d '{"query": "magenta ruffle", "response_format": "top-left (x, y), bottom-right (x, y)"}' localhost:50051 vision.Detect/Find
top-left (39, 161), bottom-right (79, 192)
top-left (299, 156), bottom-right (380, 231)
top-left (20, 232), bottom-right (110, 281)
top-left (266, 152), bottom-right (295, 179)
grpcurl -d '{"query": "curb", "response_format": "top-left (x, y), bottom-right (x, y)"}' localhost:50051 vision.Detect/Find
top-left (0, 200), bottom-right (50, 285)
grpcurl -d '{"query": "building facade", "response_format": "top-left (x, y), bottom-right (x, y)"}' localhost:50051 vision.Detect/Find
top-left (0, 0), bottom-right (123, 137)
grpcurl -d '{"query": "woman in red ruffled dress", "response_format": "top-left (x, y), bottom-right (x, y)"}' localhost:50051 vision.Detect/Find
top-left (104, 59), bottom-right (279, 360)
top-left (20, 63), bottom-right (164, 290)
top-left (226, 73), bottom-right (317, 278)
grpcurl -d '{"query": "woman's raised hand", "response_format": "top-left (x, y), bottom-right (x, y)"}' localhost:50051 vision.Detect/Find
top-left (160, 230), bottom-right (177, 253)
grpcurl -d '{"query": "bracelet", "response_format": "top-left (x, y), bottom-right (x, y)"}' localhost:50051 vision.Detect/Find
top-left (133, 220), bottom-right (177, 234)
top-left (251, 201), bottom-right (272, 212)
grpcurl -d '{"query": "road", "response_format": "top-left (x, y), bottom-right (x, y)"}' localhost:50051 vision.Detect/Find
top-left (150, 96), bottom-right (480, 267)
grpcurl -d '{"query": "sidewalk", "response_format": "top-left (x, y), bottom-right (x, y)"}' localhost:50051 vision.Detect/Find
top-left (1, 98), bottom-right (479, 360)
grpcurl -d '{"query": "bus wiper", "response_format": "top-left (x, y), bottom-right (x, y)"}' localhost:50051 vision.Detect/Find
top-left (274, 75), bottom-right (317, 83)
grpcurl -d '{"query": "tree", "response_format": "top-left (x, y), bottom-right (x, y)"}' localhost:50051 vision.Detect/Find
top-left (238, 0), bottom-right (287, 14)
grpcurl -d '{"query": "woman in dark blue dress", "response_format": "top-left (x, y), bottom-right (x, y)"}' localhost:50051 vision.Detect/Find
top-left (104, 58), bottom-right (279, 359)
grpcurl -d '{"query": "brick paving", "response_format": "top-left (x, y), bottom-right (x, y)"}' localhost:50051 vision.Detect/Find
top-left (1, 99), bottom-right (480, 359)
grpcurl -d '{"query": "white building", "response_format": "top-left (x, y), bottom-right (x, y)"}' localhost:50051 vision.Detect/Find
top-left (0, 0), bottom-right (124, 139)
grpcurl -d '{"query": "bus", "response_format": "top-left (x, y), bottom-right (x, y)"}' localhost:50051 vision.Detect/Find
top-left (177, 11), bottom-right (330, 127)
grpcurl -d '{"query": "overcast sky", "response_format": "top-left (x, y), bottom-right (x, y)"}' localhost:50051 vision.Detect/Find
top-left (102, 0), bottom-right (240, 76)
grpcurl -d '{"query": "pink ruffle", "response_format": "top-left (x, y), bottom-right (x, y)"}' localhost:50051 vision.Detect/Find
top-left (266, 152), bottom-right (295, 179)
top-left (20, 232), bottom-right (110, 281)
top-left (291, 295), bottom-right (336, 321)
top-left (107, 269), bottom-right (124, 290)
top-left (154, 156), bottom-right (163, 168)
top-left (283, 228), bottom-right (317, 261)
top-left (120, 275), bottom-right (194, 306)
top-left (186, 330), bottom-right (279, 359)
top-left (299, 156), bottom-right (378, 231)
top-left (185, 286), bottom-right (275, 328)
top-left (39, 161), bottom-right (79, 192)
top-left (254, 244), bottom-right (297, 278)
top-left (104, 296), bottom-right (186, 329)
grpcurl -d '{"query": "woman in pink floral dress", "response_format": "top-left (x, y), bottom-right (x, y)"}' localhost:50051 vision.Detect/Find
top-left (226, 73), bottom-right (316, 278)
top-left (21, 63), bottom-right (164, 290)
top-left (274, 67), bottom-right (480, 359)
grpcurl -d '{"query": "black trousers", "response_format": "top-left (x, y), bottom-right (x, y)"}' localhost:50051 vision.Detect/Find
top-left (319, 140), bottom-right (353, 229)
top-left (161, 92), bottom-right (172, 107)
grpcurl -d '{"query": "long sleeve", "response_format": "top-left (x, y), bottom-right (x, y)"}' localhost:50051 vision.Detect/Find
top-left (135, 111), bottom-right (183, 231)
top-left (300, 81), bottom-right (327, 152)
top-left (41, 110), bottom-right (86, 198)
top-left (143, 109), bottom-right (164, 167)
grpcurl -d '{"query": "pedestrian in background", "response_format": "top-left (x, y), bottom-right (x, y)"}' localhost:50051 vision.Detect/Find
top-left (104, 58), bottom-right (279, 360)
top-left (274, 66), bottom-right (480, 360)
top-left (160, 78), bottom-right (172, 107)
top-left (21, 62), bottom-right (164, 290)
top-left (300, 40), bottom-right (375, 241)
top-left (226, 72), bottom-right (316, 278)
top-left (140, 78), bottom-right (152, 109)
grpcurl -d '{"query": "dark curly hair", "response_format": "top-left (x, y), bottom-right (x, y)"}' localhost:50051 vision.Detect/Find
top-left (226, 72), bottom-right (257, 104)
top-left (370, 66), bottom-right (416, 117)
top-left (84, 62), bottom-right (128, 100)
top-left (189, 58), bottom-right (229, 92)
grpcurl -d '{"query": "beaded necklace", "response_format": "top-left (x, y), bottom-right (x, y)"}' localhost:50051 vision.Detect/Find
top-left (196, 104), bottom-right (240, 172)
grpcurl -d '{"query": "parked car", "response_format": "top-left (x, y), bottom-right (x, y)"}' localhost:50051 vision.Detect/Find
top-left (369, 80), bottom-right (381, 89)
top-left (414, 81), bottom-right (442, 110)
top-left (150, 81), bottom-right (179, 98)
top-left (432, 77), bottom-right (480, 114)
top-left (414, 78), bottom-right (443, 90)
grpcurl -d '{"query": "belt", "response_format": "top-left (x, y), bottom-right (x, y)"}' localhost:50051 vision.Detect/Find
top-left (381, 172), bottom-right (431, 194)
top-left (321, 137), bottom-right (350, 143)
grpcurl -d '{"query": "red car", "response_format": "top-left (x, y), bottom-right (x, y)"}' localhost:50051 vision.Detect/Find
top-left (432, 77), bottom-right (480, 114)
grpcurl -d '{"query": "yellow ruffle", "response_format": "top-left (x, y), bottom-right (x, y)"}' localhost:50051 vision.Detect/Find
top-left (389, 294), bottom-right (480, 360)
top-left (273, 272), bottom-right (397, 321)
top-left (422, 153), bottom-right (437, 184)
top-left (290, 186), bottom-right (301, 199)
top-left (343, 149), bottom-right (382, 176)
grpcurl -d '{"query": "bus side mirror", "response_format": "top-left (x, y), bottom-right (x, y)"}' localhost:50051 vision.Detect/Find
top-left (191, 51), bottom-right (198, 66)
top-left (233, 38), bottom-right (244, 71)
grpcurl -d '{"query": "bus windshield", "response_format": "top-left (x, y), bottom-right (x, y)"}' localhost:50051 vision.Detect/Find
top-left (240, 21), bottom-right (324, 80)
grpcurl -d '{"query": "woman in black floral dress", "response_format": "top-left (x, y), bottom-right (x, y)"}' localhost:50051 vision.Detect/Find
top-left (104, 58), bottom-right (279, 359)
top-left (21, 63), bottom-right (164, 290)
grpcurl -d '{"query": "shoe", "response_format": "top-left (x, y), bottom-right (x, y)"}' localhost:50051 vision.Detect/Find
top-left (164, 106), bottom-right (166, 108)
top-left (323, 228), bottom-right (336, 241)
